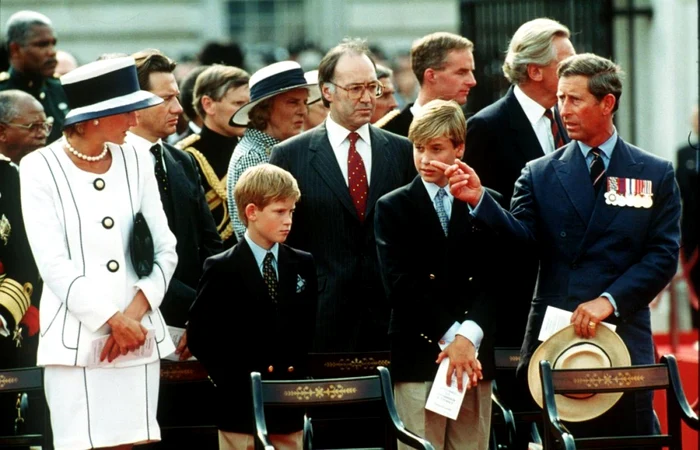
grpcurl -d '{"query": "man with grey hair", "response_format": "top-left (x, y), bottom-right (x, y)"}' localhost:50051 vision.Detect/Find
top-left (462, 20), bottom-right (575, 419)
top-left (381, 32), bottom-right (477, 136)
top-left (0, 10), bottom-right (68, 143)
top-left (438, 52), bottom-right (680, 441)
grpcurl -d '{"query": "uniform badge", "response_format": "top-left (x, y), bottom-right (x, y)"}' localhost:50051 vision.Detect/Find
top-left (0, 214), bottom-right (10, 245)
top-left (604, 177), bottom-right (653, 209)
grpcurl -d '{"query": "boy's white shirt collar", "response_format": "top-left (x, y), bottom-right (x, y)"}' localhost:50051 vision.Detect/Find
top-left (244, 231), bottom-right (279, 270)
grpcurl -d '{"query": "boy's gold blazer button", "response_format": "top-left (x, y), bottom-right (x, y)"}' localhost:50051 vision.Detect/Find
top-left (429, 274), bottom-right (436, 280)
top-left (288, 366), bottom-right (294, 373)
top-left (267, 365), bottom-right (274, 373)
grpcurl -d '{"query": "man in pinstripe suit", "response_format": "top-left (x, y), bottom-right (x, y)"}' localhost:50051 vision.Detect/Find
top-left (270, 38), bottom-right (415, 352)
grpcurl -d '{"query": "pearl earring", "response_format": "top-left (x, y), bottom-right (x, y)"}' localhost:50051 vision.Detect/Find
top-left (93, 119), bottom-right (99, 126)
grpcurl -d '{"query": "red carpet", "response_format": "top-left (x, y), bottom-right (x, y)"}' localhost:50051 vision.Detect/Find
top-left (654, 330), bottom-right (698, 450)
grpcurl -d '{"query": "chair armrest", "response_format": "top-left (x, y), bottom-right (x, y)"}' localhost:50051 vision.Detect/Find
top-left (303, 415), bottom-right (313, 450)
top-left (661, 355), bottom-right (700, 431)
top-left (491, 380), bottom-right (516, 447)
top-left (539, 361), bottom-right (574, 450)
top-left (251, 372), bottom-right (275, 450)
top-left (377, 367), bottom-right (435, 450)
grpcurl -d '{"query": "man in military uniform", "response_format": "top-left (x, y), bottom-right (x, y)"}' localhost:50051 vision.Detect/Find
top-left (0, 11), bottom-right (68, 143)
top-left (0, 90), bottom-right (46, 441)
top-left (175, 65), bottom-right (250, 249)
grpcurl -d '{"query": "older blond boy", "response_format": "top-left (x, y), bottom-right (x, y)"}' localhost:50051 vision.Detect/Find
top-left (188, 164), bottom-right (317, 450)
top-left (375, 100), bottom-right (502, 450)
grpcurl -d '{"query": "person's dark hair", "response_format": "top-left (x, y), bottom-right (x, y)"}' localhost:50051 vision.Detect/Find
top-left (410, 32), bottom-right (473, 85)
top-left (132, 49), bottom-right (177, 91)
top-left (193, 64), bottom-right (250, 119)
top-left (558, 53), bottom-right (624, 113)
top-left (247, 98), bottom-right (274, 131)
top-left (198, 41), bottom-right (244, 68)
top-left (376, 64), bottom-right (393, 80)
top-left (317, 38), bottom-right (376, 108)
top-left (5, 11), bottom-right (52, 47)
top-left (179, 65), bottom-right (210, 122)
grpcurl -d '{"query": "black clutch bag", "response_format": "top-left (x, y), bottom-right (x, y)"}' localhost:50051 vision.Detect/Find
top-left (131, 212), bottom-right (154, 277)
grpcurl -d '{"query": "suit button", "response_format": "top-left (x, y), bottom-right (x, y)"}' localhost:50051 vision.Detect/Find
top-left (428, 339), bottom-right (433, 344)
top-left (468, 277), bottom-right (473, 281)
top-left (268, 365), bottom-right (274, 373)
top-left (93, 178), bottom-right (105, 190)
top-left (107, 260), bottom-right (119, 272)
top-left (429, 274), bottom-right (436, 280)
top-left (102, 217), bottom-right (114, 229)
top-left (560, 231), bottom-right (567, 238)
top-left (288, 366), bottom-right (294, 373)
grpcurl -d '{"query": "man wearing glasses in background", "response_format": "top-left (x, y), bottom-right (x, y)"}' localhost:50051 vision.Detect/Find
top-left (0, 11), bottom-right (68, 144)
top-left (270, 38), bottom-right (416, 353)
top-left (381, 32), bottom-right (477, 137)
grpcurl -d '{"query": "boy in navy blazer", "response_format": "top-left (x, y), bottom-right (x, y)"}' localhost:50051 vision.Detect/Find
top-left (375, 100), bottom-right (501, 450)
top-left (188, 163), bottom-right (317, 450)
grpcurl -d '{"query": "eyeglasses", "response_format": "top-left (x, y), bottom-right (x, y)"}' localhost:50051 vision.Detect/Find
top-left (0, 121), bottom-right (53, 133)
top-left (328, 81), bottom-right (383, 100)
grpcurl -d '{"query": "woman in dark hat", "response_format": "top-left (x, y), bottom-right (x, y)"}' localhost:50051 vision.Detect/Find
top-left (226, 60), bottom-right (321, 240)
top-left (19, 56), bottom-right (178, 450)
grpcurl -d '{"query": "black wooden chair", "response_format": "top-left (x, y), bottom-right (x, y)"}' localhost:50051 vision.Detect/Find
top-left (251, 366), bottom-right (434, 450)
top-left (155, 360), bottom-right (218, 449)
top-left (306, 351), bottom-right (393, 449)
top-left (489, 347), bottom-right (542, 450)
top-left (538, 354), bottom-right (699, 450)
top-left (0, 367), bottom-right (50, 449)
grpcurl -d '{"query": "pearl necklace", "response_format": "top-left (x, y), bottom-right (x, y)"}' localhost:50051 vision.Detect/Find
top-left (64, 139), bottom-right (109, 162)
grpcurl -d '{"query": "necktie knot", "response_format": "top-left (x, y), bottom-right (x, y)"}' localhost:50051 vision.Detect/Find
top-left (590, 147), bottom-right (602, 159)
top-left (150, 144), bottom-right (161, 157)
top-left (589, 147), bottom-right (606, 195)
top-left (543, 109), bottom-right (554, 121)
top-left (544, 109), bottom-right (565, 150)
top-left (347, 132), bottom-right (360, 146)
top-left (436, 188), bottom-right (447, 200)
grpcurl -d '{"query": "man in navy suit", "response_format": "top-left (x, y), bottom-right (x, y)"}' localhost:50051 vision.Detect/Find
top-left (462, 18), bottom-right (576, 420)
top-left (436, 53), bottom-right (681, 438)
top-left (270, 38), bottom-right (415, 352)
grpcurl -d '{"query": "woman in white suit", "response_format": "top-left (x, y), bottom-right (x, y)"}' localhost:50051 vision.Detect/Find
top-left (20, 57), bottom-right (178, 450)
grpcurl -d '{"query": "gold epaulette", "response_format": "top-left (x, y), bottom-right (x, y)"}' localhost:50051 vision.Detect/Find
top-left (174, 133), bottom-right (201, 150)
top-left (0, 72), bottom-right (9, 82)
top-left (180, 141), bottom-right (232, 240)
top-left (374, 109), bottom-right (401, 129)
top-left (0, 274), bottom-right (32, 329)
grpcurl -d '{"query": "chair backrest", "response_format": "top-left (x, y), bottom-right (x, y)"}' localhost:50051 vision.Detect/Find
top-left (494, 347), bottom-right (521, 370)
top-left (307, 351), bottom-right (391, 378)
top-left (0, 367), bottom-right (48, 448)
top-left (538, 354), bottom-right (699, 450)
top-left (251, 366), bottom-right (434, 450)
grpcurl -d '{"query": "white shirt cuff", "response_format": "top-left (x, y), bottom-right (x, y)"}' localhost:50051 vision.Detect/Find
top-left (439, 320), bottom-right (483, 351)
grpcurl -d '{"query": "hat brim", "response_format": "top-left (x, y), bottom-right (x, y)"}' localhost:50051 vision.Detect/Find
top-left (63, 90), bottom-right (164, 128)
top-left (527, 324), bottom-right (631, 422)
top-left (230, 83), bottom-right (321, 127)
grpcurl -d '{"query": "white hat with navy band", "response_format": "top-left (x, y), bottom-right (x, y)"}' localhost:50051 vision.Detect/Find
top-left (61, 57), bottom-right (163, 128)
top-left (230, 60), bottom-right (321, 126)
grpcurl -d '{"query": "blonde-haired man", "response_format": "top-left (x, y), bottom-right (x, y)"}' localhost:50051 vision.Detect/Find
top-left (376, 99), bottom-right (501, 450)
top-left (381, 32), bottom-right (477, 136)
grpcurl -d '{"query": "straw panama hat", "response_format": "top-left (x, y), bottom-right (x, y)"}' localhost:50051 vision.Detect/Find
top-left (61, 56), bottom-right (163, 128)
top-left (230, 60), bottom-right (321, 126)
top-left (528, 323), bottom-right (631, 422)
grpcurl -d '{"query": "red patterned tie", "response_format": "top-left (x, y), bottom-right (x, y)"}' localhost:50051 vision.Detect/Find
top-left (347, 132), bottom-right (368, 222)
top-left (544, 109), bottom-right (565, 150)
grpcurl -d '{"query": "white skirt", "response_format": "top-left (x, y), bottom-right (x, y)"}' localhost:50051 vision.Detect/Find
top-left (44, 361), bottom-right (161, 450)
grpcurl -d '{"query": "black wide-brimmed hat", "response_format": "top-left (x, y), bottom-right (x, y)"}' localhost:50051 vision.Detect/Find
top-left (61, 56), bottom-right (163, 128)
top-left (230, 60), bottom-right (321, 126)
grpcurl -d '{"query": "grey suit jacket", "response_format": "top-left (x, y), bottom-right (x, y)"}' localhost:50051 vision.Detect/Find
top-left (269, 121), bottom-right (416, 351)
